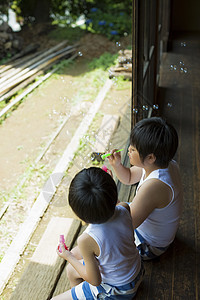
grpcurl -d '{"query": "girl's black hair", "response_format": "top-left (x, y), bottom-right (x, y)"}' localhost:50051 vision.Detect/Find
top-left (68, 167), bottom-right (118, 224)
top-left (130, 117), bottom-right (178, 168)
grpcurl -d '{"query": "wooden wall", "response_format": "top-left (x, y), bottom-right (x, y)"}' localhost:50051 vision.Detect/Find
top-left (171, 0), bottom-right (200, 32)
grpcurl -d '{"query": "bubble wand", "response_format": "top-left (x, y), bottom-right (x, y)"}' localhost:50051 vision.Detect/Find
top-left (58, 235), bottom-right (68, 252)
top-left (101, 149), bottom-right (124, 160)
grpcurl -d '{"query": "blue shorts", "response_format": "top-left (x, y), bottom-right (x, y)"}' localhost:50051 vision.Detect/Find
top-left (134, 229), bottom-right (169, 260)
top-left (71, 263), bottom-right (145, 299)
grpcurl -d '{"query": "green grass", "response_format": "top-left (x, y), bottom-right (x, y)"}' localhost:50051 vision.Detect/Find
top-left (89, 52), bottom-right (118, 71)
top-left (48, 25), bottom-right (86, 43)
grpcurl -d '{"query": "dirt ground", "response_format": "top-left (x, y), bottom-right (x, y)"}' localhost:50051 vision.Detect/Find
top-left (15, 23), bottom-right (131, 59)
top-left (0, 29), bottom-right (131, 193)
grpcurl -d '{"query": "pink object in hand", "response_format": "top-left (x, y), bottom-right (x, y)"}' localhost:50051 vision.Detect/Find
top-left (58, 235), bottom-right (68, 252)
top-left (102, 165), bottom-right (108, 172)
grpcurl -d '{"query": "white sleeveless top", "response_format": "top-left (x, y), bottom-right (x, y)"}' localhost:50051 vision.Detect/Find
top-left (85, 205), bottom-right (141, 286)
top-left (136, 160), bottom-right (183, 247)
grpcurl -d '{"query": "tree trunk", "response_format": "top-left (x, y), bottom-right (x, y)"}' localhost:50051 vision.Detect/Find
top-left (34, 0), bottom-right (51, 23)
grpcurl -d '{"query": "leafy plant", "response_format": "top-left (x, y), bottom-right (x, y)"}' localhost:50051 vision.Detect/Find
top-left (89, 52), bottom-right (118, 71)
top-left (85, 6), bottom-right (131, 40)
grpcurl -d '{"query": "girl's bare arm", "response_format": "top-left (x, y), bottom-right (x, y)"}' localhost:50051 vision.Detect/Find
top-left (58, 233), bottom-right (101, 286)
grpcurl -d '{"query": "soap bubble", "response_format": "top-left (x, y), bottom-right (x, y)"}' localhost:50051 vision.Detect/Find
top-left (167, 102), bottom-right (172, 108)
top-left (142, 105), bottom-right (149, 111)
top-left (133, 108), bottom-right (138, 114)
top-left (78, 51), bottom-right (83, 56)
top-left (112, 76), bottom-right (118, 85)
top-left (116, 42), bottom-right (121, 47)
top-left (181, 42), bottom-right (186, 47)
top-left (184, 68), bottom-right (188, 73)
top-left (153, 104), bottom-right (159, 110)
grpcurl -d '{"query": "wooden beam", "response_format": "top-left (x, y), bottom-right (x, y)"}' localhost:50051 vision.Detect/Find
top-left (0, 46), bottom-right (76, 96)
top-left (10, 217), bottom-right (81, 300)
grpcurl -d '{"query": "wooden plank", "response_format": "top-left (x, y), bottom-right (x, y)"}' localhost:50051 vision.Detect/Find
top-left (0, 46), bottom-right (76, 96)
top-left (10, 217), bottom-right (81, 300)
top-left (0, 44), bottom-right (40, 68)
top-left (154, 34), bottom-right (199, 299)
top-left (0, 49), bottom-right (45, 75)
top-left (0, 69), bottom-right (44, 102)
top-left (109, 70), bottom-right (132, 80)
top-left (163, 64), bottom-right (197, 300)
top-left (193, 85), bottom-right (200, 299)
top-left (0, 41), bottom-right (68, 83)
top-left (0, 67), bottom-right (59, 118)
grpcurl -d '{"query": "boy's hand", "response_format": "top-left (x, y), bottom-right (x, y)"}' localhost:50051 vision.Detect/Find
top-left (107, 149), bottom-right (122, 167)
top-left (56, 243), bottom-right (71, 260)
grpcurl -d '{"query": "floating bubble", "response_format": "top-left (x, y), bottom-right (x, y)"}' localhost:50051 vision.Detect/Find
top-left (116, 42), bottom-right (121, 47)
top-left (153, 104), bottom-right (159, 110)
top-left (142, 105), bottom-right (149, 111)
top-left (179, 61), bottom-right (184, 66)
top-left (170, 64), bottom-right (178, 71)
top-left (167, 102), bottom-right (172, 108)
top-left (180, 67), bottom-right (184, 74)
top-left (124, 32), bottom-right (128, 36)
top-left (181, 42), bottom-right (186, 47)
top-left (184, 68), bottom-right (188, 73)
top-left (78, 51), bottom-right (83, 56)
top-left (112, 76), bottom-right (118, 85)
top-left (133, 108), bottom-right (138, 114)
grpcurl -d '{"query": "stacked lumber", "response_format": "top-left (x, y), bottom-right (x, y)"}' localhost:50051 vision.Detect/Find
top-left (0, 41), bottom-right (78, 117)
top-left (109, 49), bottom-right (132, 80)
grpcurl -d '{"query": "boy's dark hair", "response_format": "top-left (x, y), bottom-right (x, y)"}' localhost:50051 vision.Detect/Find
top-left (68, 167), bottom-right (118, 224)
top-left (130, 117), bottom-right (178, 168)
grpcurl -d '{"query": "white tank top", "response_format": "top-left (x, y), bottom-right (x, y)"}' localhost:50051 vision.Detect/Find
top-left (136, 160), bottom-right (183, 247)
top-left (85, 205), bottom-right (141, 286)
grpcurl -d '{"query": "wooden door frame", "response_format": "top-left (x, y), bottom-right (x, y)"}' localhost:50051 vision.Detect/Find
top-left (131, 0), bottom-right (171, 128)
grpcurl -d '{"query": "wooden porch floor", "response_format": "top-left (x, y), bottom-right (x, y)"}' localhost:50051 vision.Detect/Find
top-left (135, 31), bottom-right (200, 299)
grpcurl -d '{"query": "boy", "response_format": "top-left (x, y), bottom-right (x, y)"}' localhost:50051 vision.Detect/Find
top-left (107, 117), bottom-right (183, 260)
top-left (52, 167), bottom-right (144, 300)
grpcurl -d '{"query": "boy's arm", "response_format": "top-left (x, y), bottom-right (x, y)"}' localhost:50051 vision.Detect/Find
top-left (58, 233), bottom-right (101, 286)
top-left (107, 150), bottom-right (142, 185)
top-left (130, 179), bottom-right (172, 228)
